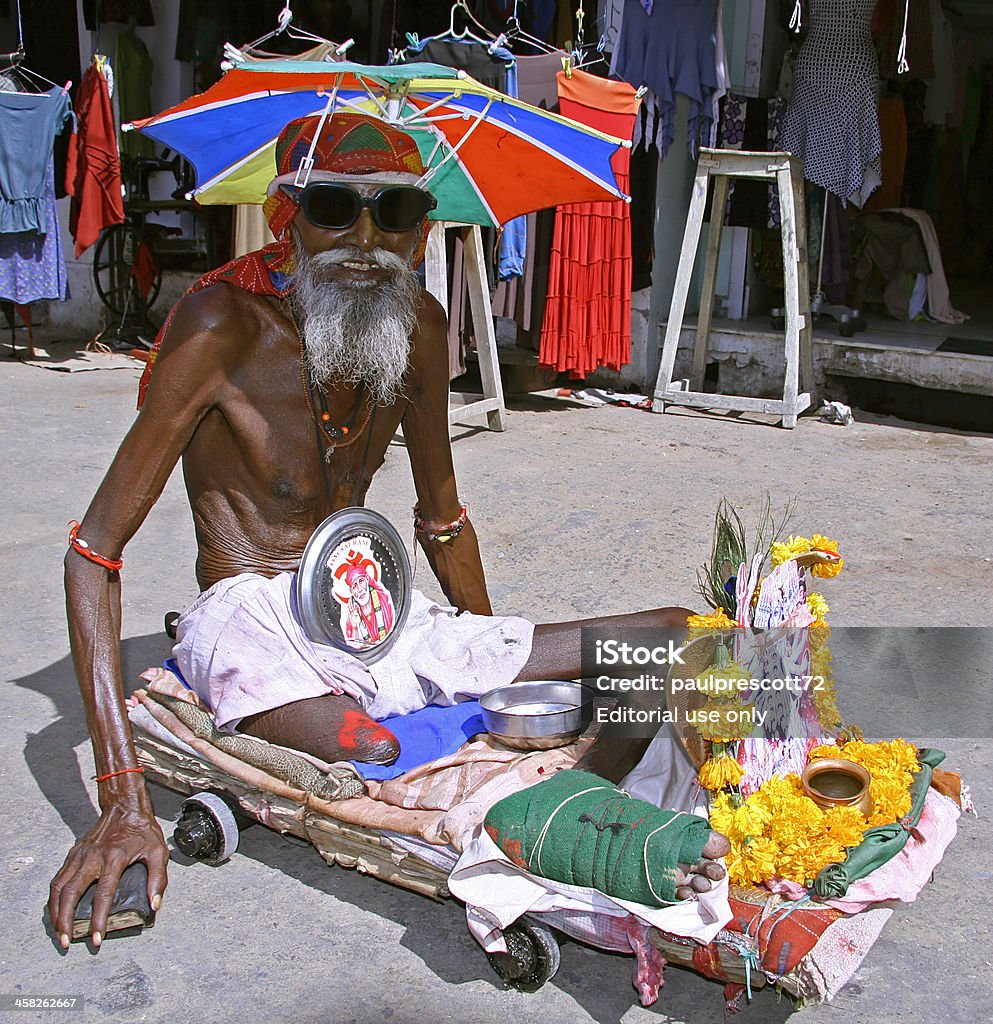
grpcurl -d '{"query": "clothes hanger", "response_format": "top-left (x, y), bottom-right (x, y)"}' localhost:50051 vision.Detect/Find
top-left (421, 1), bottom-right (497, 47)
top-left (504, 1), bottom-right (562, 55)
top-left (236, 0), bottom-right (335, 56)
top-left (2, 47), bottom-right (70, 94)
top-left (3, 0), bottom-right (70, 94)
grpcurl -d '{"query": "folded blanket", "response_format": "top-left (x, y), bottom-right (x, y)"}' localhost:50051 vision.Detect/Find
top-left (484, 769), bottom-right (713, 907)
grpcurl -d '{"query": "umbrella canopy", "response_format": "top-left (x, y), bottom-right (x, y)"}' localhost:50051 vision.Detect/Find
top-left (126, 60), bottom-right (630, 227)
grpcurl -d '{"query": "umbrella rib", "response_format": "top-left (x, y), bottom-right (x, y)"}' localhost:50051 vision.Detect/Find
top-left (193, 136), bottom-right (279, 197)
top-left (417, 97), bottom-right (494, 188)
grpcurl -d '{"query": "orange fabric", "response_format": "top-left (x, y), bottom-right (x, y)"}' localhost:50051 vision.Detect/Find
top-left (66, 65), bottom-right (125, 257)
top-left (538, 71), bottom-right (639, 378)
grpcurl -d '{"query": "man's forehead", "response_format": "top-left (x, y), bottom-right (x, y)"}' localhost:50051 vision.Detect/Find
top-left (267, 169), bottom-right (430, 197)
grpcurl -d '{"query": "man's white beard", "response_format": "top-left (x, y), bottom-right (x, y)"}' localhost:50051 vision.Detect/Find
top-left (291, 233), bottom-right (421, 404)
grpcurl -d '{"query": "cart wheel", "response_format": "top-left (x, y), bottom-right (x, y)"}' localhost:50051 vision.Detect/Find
top-left (838, 317), bottom-right (856, 338)
top-left (173, 792), bottom-right (240, 865)
top-left (486, 918), bottom-right (561, 993)
top-left (851, 314), bottom-right (867, 332)
top-left (92, 223), bottom-right (162, 318)
top-left (771, 314), bottom-right (786, 331)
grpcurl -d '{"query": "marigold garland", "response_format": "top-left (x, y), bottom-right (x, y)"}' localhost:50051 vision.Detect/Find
top-left (709, 739), bottom-right (920, 886)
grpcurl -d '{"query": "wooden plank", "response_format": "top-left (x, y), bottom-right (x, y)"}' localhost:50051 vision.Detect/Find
top-left (777, 164), bottom-right (802, 428)
top-left (460, 224), bottom-right (507, 431)
top-left (652, 164), bottom-right (710, 410)
top-left (691, 173), bottom-right (730, 389)
top-left (449, 396), bottom-right (504, 425)
top-left (657, 388), bottom-right (812, 416)
top-left (424, 221), bottom-right (448, 309)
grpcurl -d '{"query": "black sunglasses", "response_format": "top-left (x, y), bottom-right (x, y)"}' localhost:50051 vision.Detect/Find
top-left (282, 182), bottom-right (437, 233)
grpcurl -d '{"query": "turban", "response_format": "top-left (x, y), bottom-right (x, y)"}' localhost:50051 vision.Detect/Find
top-left (263, 112), bottom-right (427, 240)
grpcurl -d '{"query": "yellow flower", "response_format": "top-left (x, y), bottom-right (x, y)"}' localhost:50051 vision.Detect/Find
top-left (770, 536), bottom-right (813, 567)
top-left (694, 698), bottom-right (757, 740)
top-left (698, 754), bottom-right (745, 790)
top-left (686, 608), bottom-right (737, 630)
top-left (809, 620), bottom-right (832, 650)
top-left (810, 534), bottom-right (844, 578)
top-left (806, 592), bottom-right (830, 621)
top-left (693, 659), bottom-right (750, 698)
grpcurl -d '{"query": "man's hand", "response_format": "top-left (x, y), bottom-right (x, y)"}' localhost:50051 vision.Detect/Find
top-left (48, 800), bottom-right (168, 950)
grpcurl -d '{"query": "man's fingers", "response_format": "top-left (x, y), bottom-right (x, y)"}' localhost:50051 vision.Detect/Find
top-left (49, 860), bottom-right (95, 948)
top-left (87, 869), bottom-right (124, 947)
top-left (146, 852), bottom-right (169, 912)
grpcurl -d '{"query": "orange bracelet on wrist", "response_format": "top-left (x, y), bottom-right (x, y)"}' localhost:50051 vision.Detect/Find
top-left (67, 520), bottom-right (123, 572)
top-left (94, 767), bottom-right (144, 783)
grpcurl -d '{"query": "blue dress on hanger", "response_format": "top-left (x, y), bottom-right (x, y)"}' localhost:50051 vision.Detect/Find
top-left (0, 86), bottom-right (73, 235)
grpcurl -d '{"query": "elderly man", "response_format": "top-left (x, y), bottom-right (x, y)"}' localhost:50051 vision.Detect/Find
top-left (50, 112), bottom-right (727, 950)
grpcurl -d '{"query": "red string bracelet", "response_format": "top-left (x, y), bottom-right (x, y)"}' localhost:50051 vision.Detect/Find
top-left (412, 502), bottom-right (469, 543)
top-left (67, 521), bottom-right (123, 571)
top-left (94, 767), bottom-right (144, 783)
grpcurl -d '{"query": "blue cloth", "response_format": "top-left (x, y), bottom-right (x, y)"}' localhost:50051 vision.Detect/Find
top-left (0, 87), bottom-right (73, 235)
top-left (351, 701), bottom-right (485, 781)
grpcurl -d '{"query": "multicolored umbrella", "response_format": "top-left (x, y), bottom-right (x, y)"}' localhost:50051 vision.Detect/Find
top-left (125, 60), bottom-right (630, 227)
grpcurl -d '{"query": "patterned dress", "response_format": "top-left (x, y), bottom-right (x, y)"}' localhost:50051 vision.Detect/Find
top-left (777, 0), bottom-right (882, 207)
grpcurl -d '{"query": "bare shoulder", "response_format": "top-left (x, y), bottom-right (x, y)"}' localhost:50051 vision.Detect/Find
top-left (409, 287), bottom-right (449, 368)
top-left (160, 284), bottom-right (278, 362)
top-left (148, 285), bottom-right (290, 401)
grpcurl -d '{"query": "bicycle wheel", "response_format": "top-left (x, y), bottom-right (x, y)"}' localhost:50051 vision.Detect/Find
top-left (92, 223), bottom-right (162, 318)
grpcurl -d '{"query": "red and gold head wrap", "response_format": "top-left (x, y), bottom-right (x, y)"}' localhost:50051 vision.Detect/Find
top-left (263, 112), bottom-right (429, 255)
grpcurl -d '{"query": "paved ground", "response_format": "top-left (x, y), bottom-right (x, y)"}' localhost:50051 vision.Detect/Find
top-left (2, 336), bottom-right (991, 1024)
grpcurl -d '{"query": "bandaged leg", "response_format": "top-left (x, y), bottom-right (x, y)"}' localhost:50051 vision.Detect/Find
top-left (484, 769), bottom-right (730, 902)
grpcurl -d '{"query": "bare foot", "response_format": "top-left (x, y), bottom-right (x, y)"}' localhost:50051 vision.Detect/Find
top-left (674, 830), bottom-right (731, 899)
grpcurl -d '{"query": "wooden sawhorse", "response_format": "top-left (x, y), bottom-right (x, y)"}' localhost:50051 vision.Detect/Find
top-left (425, 221), bottom-right (507, 432)
top-left (651, 148), bottom-right (815, 428)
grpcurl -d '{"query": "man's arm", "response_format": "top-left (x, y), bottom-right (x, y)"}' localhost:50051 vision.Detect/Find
top-left (401, 291), bottom-right (492, 615)
top-left (49, 289), bottom-right (233, 948)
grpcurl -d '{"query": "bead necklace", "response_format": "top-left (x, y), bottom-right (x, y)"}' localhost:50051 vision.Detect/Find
top-left (286, 301), bottom-right (375, 462)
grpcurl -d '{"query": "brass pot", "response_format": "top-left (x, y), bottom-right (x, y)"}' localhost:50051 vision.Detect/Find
top-left (801, 757), bottom-right (872, 817)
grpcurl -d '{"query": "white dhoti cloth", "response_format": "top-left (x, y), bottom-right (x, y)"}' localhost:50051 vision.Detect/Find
top-left (172, 572), bottom-right (535, 732)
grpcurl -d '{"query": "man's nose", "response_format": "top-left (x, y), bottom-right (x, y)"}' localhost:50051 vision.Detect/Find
top-left (346, 208), bottom-right (382, 250)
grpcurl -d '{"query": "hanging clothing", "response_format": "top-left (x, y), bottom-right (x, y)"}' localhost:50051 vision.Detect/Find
top-left (0, 86), bottom-right (73, 235)
top-left (610, 0), bottom-right (719, 159)
top-left (717, 92), bottom-right (788, 230)
top-left (0, 160), bottom-right (69, 304)
top-left (115, 30), bottom-right (155, 159)
top-left (66, 61), bottom-right (126, 258)
top-left (776, 0), bottom-right (881, 207)
top-left (538, 70), bottom-right (640, 378)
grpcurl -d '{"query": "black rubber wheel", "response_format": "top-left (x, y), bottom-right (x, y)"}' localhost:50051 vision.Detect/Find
top-left (173, 793), bottom-right (240, 865)
top-left (851, 315), bottom-right (867, 332)
top-left (771, 314), bottom-right (786, 331)
top-left (486, 918), bottom-right (561, 993)
top-left (92, 223), bottom-right (162, 318)
top-left (838, 318), bottom-right (856, 338)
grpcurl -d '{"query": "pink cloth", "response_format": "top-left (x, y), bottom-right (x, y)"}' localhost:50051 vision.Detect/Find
top-left (173, 571), bottom-right (534, 730)
top-left (823, 788), bottom-right (960, 913)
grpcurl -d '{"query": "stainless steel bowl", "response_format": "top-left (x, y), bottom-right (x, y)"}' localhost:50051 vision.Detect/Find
top-left (479, 681), bottom-right (592, 751)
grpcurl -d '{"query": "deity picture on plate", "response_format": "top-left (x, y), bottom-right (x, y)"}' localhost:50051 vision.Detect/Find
top-left (328, 539), bottom-right (398, 650)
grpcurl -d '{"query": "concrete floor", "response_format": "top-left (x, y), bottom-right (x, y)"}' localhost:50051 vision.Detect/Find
top-left (2, 331), bottom-right (991, 1024)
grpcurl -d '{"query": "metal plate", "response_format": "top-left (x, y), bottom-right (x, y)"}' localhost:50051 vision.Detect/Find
top-left (296, 508), bottom-right (411, 664)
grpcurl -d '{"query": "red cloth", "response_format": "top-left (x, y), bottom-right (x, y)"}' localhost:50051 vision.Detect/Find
top-left (66, 65), bottom-right (125, 257)
top-left (538, 71), bottom-right (640, 378)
